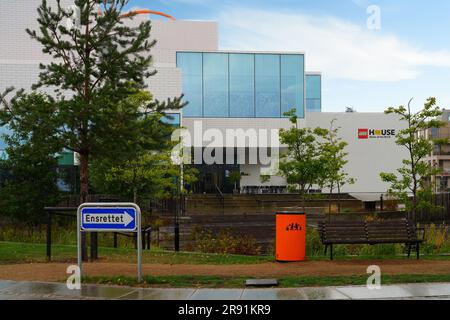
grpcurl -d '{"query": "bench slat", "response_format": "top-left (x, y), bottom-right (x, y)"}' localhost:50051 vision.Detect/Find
top-left (320, 219), bottom-right (421, 245)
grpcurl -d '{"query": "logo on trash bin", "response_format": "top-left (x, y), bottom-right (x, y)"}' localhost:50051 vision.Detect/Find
top-left (286, 222), bottom-right (302, 231)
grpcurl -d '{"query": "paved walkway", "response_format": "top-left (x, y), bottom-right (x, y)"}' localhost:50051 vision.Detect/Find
top-left (0, 280), bottom-right (450, 300)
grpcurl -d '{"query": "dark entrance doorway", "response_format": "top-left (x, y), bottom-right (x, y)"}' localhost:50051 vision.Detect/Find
top-left (189, 164), bottom-right (240, 194)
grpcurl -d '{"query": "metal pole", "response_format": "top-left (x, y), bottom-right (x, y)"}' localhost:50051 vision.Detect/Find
top-left (46, 211), bottom-right (52, 262)
top-left (90, 232), bottom-right (98, 261)
top-left (113, 232), bottom-right (118, 248)
top-left (175, 222), bottom-right (180, 252)
top-left (77, 205), bottom-right (82, 277)
top-left (137, 205), bottom-right (142, 283)
top-left (81, 233), bottom-right (88, 262)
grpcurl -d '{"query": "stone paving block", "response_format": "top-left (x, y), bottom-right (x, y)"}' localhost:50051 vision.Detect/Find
top-left (0, 280), bottom-right (20, 292)
top-left (299, 287), bottom-right (350, 300)
top-left (335, 285), bottom-right (414, 300)
top-left (245, 279), bottom-right (279, 287)
top-left (121, 288), bottom-right (196, 300)
top-left (1, 282), bottom-right (75, 297)
top-left (190, 289), bottom-right (243, 300)
top-left (78, 284), bottom-right (138, 299)
top-left (399, 283), bottom-right (450, 298)
top-left (241, 289), bottom-right (305, 300)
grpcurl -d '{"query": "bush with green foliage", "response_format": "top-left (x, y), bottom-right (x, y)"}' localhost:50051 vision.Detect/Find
top-left (188, 228), bottom-right (261, 256)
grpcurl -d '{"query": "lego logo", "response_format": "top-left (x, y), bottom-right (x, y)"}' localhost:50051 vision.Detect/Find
top-left (358, 129), bottom-right (369, 139)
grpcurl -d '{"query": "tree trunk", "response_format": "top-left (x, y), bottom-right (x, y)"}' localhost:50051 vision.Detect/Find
top-left (79, 152), bottom-right (89, 203)
top-left (328, 184), bottom-right (333, 222)
top-left (300, 188), bottom-right (306, 214)
top-left (411, 189), bottom-right (417, 223)
top-left (133, 187), bottom-right (138, 204)
top-left (337, 184), bottom-right (341, 214)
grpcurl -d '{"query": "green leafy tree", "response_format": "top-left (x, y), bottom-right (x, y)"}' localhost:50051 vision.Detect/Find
top-left (228, 171), bottom-right (241, 193)
top-left (278, 109), bottom-right (328, 209)
top-left (91, 150), bottom-right (198, 204)
top-left (260, 174), bottom-right (271, 184)
top-left (320, 119), bottom-right (355, 214)
top-left (22, 0), bottom-right (184, 203)
top-left (380, 97), bottom-right (447, 222)
top-left (0, 93), bottom-right (62, 225)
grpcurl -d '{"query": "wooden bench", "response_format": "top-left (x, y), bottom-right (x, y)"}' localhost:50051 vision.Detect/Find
top-left (318, 219), bottom-right (425, 260)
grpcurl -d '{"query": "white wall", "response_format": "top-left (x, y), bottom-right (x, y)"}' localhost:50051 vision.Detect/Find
top-left (306, 112), bottom-right (409, 193)
top-left (0, 0), bottom-right (218, 102)
top-left (182, 113), bottom-right (408, 193)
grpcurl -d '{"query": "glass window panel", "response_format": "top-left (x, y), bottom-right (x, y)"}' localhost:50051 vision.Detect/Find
top-left (306, 99), bottom-right (321, 112)
top-left (177, 52), bottom-right (203, 117)
top-left (229, 54), bottom-right (255, 117)
top-left (281, 55), bottom-right (304, 118)
top-left (255, 54), bottom-right (280, 118)
top-left (306, 74), bottom-right (321, 112)
top-left (203, 53), bottom-right (229, 117)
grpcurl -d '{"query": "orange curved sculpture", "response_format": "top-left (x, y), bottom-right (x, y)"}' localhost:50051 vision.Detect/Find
top-left (120, 9), bottom-right (176, 21)
top-left (97, 8), bottom-right (176, 21)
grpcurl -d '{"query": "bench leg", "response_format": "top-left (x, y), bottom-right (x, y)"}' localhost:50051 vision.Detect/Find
top-left (416, 243), bottom-right (420, 260)
top-left (330, 244), bottom-right (333, 261)
top-left (324, 245), bottom-right (328, 255)
top-left (407, 244), bottom-right (412, 259)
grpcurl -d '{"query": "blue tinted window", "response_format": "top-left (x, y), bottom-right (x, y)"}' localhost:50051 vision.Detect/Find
top-left (203, 53), bottom-right (229, 117)
top-left (177, 52), bottom-right (306, 118)
top-left (230, 54), bottom-right (255, 117)
top-left (306, 74), bottom-right (321, 112)
top-left (281, 55), bottom-right (304, 117)
top-left (255, 54), bottom-right (280, 117)
top-left (306, 99), bottom-right (321, 112)
top-left (177, 52), bottom-right (203, 117)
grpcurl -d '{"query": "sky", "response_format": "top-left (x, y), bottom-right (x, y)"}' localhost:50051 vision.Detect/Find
top-left (127, 0), bottom-right (450, 113)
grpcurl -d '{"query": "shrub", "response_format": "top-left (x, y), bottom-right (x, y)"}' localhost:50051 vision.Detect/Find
top-left (422, 223), bottom-right (450, 254)
top-left (188, 228), bottom-right (261, 256)
top-left (305, 227), bottom-right (323, 257)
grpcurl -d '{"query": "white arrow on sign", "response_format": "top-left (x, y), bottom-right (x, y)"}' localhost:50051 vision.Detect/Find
top-left (83, 211), bottom-right (134, 227)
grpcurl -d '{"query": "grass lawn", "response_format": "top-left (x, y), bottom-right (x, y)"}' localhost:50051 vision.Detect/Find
top-left (0, 241), bottom-right (272, 265)
top-left (2, 241), bottom-right (450, 288)
top-left (82, 273), bottom-right (450, 288)
top-left (1, 241), bottom-right (450, 265)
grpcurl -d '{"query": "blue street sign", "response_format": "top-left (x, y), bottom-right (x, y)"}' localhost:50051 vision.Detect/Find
top-left (80, 207), bottom-right (137, 231)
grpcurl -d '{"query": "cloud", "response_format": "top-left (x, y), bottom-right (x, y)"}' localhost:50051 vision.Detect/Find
top-left (217, 8), bottom-right (450, 82)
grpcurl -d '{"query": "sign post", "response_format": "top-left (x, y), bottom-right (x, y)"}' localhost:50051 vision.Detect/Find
top-left (77, 203), bottom-right (142, 282)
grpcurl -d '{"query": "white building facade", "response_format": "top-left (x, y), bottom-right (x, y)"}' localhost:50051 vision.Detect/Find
top-left (0, 1), bottom-right (409, 194)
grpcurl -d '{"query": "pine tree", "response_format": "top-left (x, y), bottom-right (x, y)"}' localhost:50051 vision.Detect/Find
top-left (24, 0), bottom-right (183, 203)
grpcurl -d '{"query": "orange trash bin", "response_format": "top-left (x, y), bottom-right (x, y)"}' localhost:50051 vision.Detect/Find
top-left (276, 211), bottom-right (306, 262)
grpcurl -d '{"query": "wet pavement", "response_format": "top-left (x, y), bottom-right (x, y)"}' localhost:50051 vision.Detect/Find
top-left (0, 280), bottom-right (449, 300)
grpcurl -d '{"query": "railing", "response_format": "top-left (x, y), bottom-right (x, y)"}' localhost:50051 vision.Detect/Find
top-left (416, 193), bottom-right (450, 223)
top-left (214, 183), bottom-right (225, 214)
top-left (44, 206), bottom-right (152, 262)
